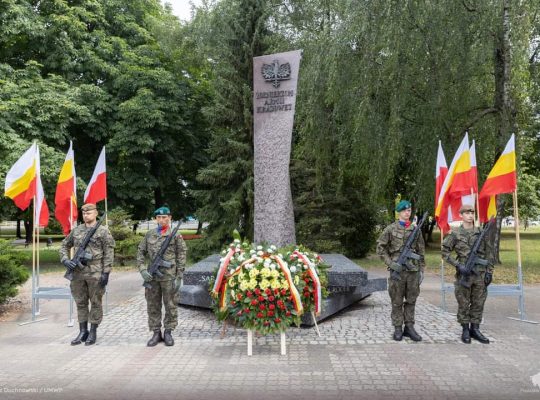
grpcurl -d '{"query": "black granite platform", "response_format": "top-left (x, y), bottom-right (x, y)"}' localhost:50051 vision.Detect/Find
top-left (178, 253), bottom-right (387, 326)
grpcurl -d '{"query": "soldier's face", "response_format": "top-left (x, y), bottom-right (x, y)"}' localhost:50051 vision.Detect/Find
top-left (82, 209), bottom-right (98, 224)
top-left (461, 210), bottom-right (475, 223)
top-left (398, 208), bottom-right (411, 221)
top-left (155, 215), bottom-right (171, 227)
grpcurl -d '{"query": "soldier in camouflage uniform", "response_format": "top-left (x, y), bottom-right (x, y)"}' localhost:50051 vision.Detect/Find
top-left (377, 200), bottom-right (425, 342)
top-left (442, 204), bottom-right (493, 344)
top-left (60, 203), bottom-right (115, 346)
top-left (137, 206), bottom-right (187, 347)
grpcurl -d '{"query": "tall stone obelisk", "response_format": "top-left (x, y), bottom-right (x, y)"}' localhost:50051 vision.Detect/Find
top-left (253, 50), bottom-right (302, 247)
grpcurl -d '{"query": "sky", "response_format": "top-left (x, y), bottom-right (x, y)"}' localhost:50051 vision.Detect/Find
top-left (162, 0), bottom-right (203, 21)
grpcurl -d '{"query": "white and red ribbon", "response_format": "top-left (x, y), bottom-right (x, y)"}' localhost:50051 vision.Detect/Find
top-left (293, 250), bottom-right (322, 316)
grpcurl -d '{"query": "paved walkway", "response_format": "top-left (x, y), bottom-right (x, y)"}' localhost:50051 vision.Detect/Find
top-left (0, 269), bottom-right (539, 400)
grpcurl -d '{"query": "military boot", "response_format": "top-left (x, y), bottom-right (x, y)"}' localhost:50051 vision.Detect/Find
top-left (163, 329), bottom-right (174, 346)
top-left (470, 323), bottom-right (489, 344)
top-left (85, 323), bottom-right (98, 346)
top-left (71, 321), bottom-right (89, 346)
top-left (403, 323), bottom-right (422, 342)
top-left (147, 329), bottom-right (163, 347)
top-left (393, 326), bottom-right (403, 341)
top-left (461, 323), bottom-right (471, 344)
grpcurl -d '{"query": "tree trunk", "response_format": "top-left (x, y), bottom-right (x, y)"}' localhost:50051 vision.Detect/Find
top-left (196, 220), bottom-right (203, 235)
top-left (24, 219), bottom-right (33, 245)
top-left (491, 0), bottom-right (515, 263)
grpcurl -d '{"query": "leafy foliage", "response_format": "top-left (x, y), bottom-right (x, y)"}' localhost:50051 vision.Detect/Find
top-left (0, 240), bottom-right (30, 304)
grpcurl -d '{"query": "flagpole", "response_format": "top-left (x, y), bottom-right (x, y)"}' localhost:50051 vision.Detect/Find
top-left (105, 197), bottom-right (109, 227)
top-left (512, 190), bottom-right (525, 320)
top-left (440, 229), bottom-right (447, 310)
top-left (36, 210), bottom-right (40, 289)
top-left (31, 196), bottom-right (36, 321)
top-left (475, 190), bottom-right (480, 226)
top-left (507, 189), bottom-right (538, 324)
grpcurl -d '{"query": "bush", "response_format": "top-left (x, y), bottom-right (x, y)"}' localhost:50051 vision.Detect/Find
top-left (108, 207), bottom-right (136, 242)
top-left (115, 235), bottom-right (141, 266)
top-left (44, 219), bottom-right (63, 235)
top-left (0, 240), bottom-right (30, 304)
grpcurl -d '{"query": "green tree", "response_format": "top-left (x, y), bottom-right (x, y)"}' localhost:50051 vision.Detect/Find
top-left (191, 0), bottom-right (272, 258)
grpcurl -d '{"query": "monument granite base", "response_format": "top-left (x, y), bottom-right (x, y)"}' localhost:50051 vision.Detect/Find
top-left (179, 254), bottom-right (387, 326)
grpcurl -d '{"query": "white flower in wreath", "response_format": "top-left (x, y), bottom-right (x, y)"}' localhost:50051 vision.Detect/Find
top-left (256, 257), bottom-right (263, 264)
top-left (237, 254), bottom-right (245, 262)
top-left (278, 253), bottom-right (284, 259)
top-left (260, 267), bottom-right (271, 278)
top-left (269, 263), bottom-right (276, 271)
top-left (234, 239), bottom-right (241, 244)
top-left (229, 268), bottom-right (235, 274)
top-left (257, 250), bottom-right (264, 256)
top-left (245, 263), bottom-right (254, 270)
top-left (270, 279), bottom-right (281, 289)
top-left (249, 268), bottom-right (259, 278)
top-left (256, 245), bottom-right (263, 251)
top-left (290, 266), bottom-right (297, 273)
top-left (250, 249), bottom-right (256, 255)
top-left (267, 248), bottom-right (274, 254)
top-left (270, 245), bottom-right (277, 251)
top-left (263, 258), bottom-right (271, 266)
top-left (221, 250), bottom-right (227, 256)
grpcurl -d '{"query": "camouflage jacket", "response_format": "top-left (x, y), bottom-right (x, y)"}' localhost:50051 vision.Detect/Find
top-left (59, 223), bottom-right (115, 279)
top-left (376, 221), bottom-right (426, 272)
top-left (136, 227), bottom-right (187, 281)
top-left (441, 225), bottom-right (494, 272)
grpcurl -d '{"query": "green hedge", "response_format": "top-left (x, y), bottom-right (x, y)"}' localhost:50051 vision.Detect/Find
top-left (0, 240), bottom-right (30, 304)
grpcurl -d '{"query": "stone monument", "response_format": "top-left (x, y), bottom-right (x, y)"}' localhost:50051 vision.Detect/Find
top-left (253, 50), bottom-right (301, 248)
top-left (179, 50), bottom-right (386, 325)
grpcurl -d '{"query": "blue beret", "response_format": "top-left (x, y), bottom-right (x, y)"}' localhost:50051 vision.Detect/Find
top-left (395, 200), bottom-right (412, 212)
top-left (154, 206), bottom-right (171, 216)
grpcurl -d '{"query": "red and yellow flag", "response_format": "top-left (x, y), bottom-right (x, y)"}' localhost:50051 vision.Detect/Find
top-left (478, 134), bottom-right (517, 223)
top-left (4, 142), bottom-right (49, 226)
top-left (55, 141), bottom-right (77, 235)
top-left (4, 143), bottom-right (38, 210)
top-left (435, 133), bottom-right (473, 233)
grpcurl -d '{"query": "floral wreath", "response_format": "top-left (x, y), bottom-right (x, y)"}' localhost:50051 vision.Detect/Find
top-left (209, 234), bottom-right (329, 335)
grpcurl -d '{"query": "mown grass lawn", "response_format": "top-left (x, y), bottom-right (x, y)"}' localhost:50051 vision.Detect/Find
top-left (12, 230), bottom-right (200, 273)
top-left (355, 227), bottom-right (540, 284)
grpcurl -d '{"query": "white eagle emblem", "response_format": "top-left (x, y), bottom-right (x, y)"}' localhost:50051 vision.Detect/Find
top-left (261, 60), bottom-right (291, 88)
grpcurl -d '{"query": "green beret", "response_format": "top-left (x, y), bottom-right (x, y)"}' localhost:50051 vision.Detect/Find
top-left (395, 200), bottom-right (412, 212)
top-left (154, 206), bottom-right (171, 216)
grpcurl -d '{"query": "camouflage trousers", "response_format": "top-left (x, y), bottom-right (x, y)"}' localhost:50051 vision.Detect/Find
top-left (388, 270), bottom-right (421, 326)
top-left (70, 277), bottom-right (105, 325)
top-left (454, 271), bottom-right (488, 324)
top-left (145, 279), bottom-right (178, 331)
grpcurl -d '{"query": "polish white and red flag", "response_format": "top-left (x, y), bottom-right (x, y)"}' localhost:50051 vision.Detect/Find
top-left (84, 146), bottom-right (107, 204)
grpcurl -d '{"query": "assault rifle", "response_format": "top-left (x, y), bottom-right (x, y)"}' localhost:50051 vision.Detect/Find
top-left (457, 219), bottom-right (495, 288)
top-left (143, 222), bottom-right (181, 289)
top-left (390, 212), bottom-right (428, 281)
top-left (64, 214), bottom-right (106, 281)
